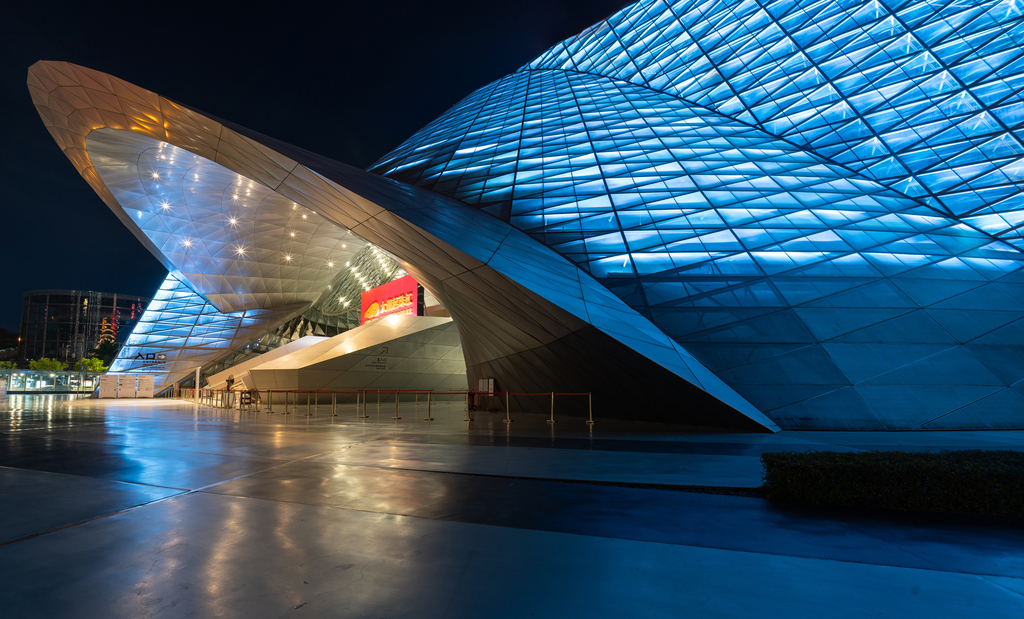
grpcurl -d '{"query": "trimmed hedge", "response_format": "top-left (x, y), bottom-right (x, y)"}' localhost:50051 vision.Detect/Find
top-left (761, 450), bottom-right (1024, 516)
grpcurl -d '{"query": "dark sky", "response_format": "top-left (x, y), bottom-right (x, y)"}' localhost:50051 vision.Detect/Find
top-left (1, 0), bottom-right (626, 332)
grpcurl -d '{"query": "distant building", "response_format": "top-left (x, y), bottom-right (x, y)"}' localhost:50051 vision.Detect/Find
top-left (0, 328), bottom-right (17, 362)
top-left (18, 290), bottom-right (149, 364)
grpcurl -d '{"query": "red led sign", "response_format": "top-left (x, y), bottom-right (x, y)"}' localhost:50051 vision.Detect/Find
top-left (360, 275), bottom-right (421, 325)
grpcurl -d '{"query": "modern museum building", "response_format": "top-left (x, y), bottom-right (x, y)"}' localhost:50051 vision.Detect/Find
top-left (27, 0), bottom-right (1024, 432)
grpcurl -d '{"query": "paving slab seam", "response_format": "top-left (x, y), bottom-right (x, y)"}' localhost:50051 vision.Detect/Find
top-left (187, 490), bottom-right (1017, 579)
top-left (2, 425), bottom-right (399, 461)
top-left (0, 463), bottom-right (188, 492)
top-left (178, 438), bottom-right (381, 496)
top-left (335, 464), bottom-right (766, 496)
top-left (0, 437), bottom-right (297, 464)
top-left (0, 437), bottom-right (380, 550)
top-left (0, 490), bottom-right (190, 549)
top-left (0, 423), bottom-right (109, 434)
top-left (218, 460), bottom-right (1024, 530)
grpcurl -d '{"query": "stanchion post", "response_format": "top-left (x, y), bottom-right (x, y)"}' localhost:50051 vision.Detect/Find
top-left (268, 391), bottom-right (273, 413)
top-left (393, 392), bottom-right (401, 420)
top-left (504, 391), bottom-right (513, 424)
top-left (586, 392), bottom-right (594, 425)
top-left (359, 391), bottom-right (368, 418)
top-left (306, 391), bottom-right (311, 416)
top-left (464, 391), bottom-right (474, 422)
top-left (547, 392), bottom-right (556, 424)
top-left (332, 391), bottom-right (337, 417)
top-left (424, 391), bottom-right (434, 421)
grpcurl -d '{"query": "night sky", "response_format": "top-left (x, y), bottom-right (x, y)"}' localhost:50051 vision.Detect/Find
top-left (1, 0), bottom-right (627, 332)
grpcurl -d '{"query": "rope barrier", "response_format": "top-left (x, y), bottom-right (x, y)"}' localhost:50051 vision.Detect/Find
top-left (171, 388), bottom-right (594, 424)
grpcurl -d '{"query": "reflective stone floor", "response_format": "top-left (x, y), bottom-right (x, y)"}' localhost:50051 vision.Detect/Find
top-left (0, 394), bottom-right (1022, 617)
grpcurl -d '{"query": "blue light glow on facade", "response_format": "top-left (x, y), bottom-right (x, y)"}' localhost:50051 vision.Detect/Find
top-left (110, 273), bottom-right (298, 386)
top-left (371, 0), bottom-right (1024, 429)
top-left (30, 1), bottom-right (1024, 429)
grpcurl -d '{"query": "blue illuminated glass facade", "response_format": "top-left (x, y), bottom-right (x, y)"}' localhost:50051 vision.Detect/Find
top-left (110, 273), bottom-right (299, 383)
top-left (371, 0), bottom-right (1024, 429)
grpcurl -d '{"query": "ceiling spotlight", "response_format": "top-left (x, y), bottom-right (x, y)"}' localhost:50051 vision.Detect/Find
top-left (284, 255), bottom-right (292, 261)
top-left (290, 232), bottom-right (295, 237)
top-left (183, 239), bottom-right (192, 248)
top-left (342, 244), bottom-right (346, 248)
top-left (232, 194), bottom-right (238, 200)
top-left (327, 261), bottom-right (334, 268)
top-left (302, 214), bottom-right (307, 220)
top-left (151, 172), bottom-right (160, 179)
top-left (236, 247), bottom-right (246, 255)
top-left (229, 218), bottom-right (237, 225)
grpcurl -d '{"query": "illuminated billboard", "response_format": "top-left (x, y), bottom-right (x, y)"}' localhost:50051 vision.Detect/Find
top-left (360, 275), bottom-right (422, 325)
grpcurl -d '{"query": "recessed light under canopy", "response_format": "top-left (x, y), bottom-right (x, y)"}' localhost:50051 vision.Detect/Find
top-left (87, 129), bottom-right (364, 314)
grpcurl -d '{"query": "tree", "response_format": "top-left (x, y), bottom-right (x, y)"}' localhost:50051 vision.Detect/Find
top-left (0, 361), bottom-right (16, 369)
top-left (29, 358), bottom-right (67, 371)
top-left (89, 341), bottom-right (120, 366)
top-left (75, 357), bottom-right (108, 373)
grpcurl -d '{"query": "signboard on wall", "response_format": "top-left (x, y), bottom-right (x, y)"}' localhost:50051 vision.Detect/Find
top-left (360, 275), bottom-right (423, 325)
top-left (136, 375), bottom-right (155, 398)
top-left (98, 375), bottom-right (118, 399)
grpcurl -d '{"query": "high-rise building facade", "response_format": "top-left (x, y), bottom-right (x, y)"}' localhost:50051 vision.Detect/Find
top-left (18, 290), bottom-right (148, 364)
top-left (27, 0), bottom-right (1024, 430)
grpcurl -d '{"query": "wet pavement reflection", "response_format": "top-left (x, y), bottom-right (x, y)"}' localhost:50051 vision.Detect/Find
top-left (0, 395), bottom-right (1021, 617)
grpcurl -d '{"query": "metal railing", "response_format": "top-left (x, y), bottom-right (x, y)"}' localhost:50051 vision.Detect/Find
top-left (171, 388), bottom-right (594, 424)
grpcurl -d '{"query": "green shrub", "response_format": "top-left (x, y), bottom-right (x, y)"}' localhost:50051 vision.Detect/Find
top-left (761, 450), bottom-right (1024, 516)
top-left (75, 357), bottom-right (108, 372)
top-left (29, 357), bottom-right (67, 371)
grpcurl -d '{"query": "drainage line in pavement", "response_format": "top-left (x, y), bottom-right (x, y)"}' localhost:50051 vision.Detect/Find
top-left (0, 490), bottom-right (190, 548)
top-left (0, 439), bottom-right (378, 549)
top-left (378, 465), bottom-right (765, 498)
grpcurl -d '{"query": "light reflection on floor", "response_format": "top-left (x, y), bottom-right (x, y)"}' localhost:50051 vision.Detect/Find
top-left (0, 395), bottom-right (1021, 617)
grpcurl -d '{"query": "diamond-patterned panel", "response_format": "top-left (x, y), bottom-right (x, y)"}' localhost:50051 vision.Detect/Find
top-left (110, 273), bottom-right (304, 393)
top-left (373, 63), bottom-right (1024, 428)
top-left (521, 0), bottom-right (1024, 247)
